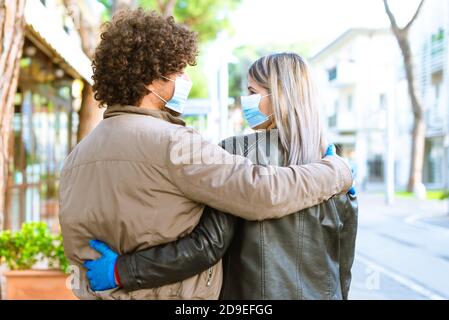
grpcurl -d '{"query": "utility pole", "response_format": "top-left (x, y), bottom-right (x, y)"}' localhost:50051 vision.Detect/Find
top-left (385, 59), bottom-right (397, 205)
top-left (443, 1), bottom-right (449, 215)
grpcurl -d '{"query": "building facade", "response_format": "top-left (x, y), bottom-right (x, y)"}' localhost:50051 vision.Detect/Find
top-left (311, 28), bottom-right (403, 191)
top-left (310, 0), bottom-right (449, 193)
top-left (409, 0), bottom-right (449, 190)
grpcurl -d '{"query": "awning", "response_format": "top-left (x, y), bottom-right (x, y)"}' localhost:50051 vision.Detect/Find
top-left (24, 1), bottom-right (93, 85)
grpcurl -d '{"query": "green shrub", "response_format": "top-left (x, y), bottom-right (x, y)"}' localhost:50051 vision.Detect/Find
top-left (0, 222), bottom-right (69, 273)
top-left (440, 191), bottom-right (449, 200)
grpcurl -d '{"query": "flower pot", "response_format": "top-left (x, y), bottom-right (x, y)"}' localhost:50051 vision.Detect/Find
top-left (3, 270), bottom-right (78, 300)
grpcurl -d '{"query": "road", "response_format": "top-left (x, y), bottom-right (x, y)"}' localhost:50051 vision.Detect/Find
top-left (349, 193), bottom-right (449, 300)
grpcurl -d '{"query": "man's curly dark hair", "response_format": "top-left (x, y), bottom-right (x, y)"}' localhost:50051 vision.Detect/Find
top-left (92, 8), bottom-right (198, 107)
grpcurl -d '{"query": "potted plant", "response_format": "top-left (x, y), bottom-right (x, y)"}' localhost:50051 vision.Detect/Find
top-left (0, 222), bottom-right (77, 300)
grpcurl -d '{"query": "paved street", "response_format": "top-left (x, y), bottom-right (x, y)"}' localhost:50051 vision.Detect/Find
top-left (349, 193), bottom-right (449, 300)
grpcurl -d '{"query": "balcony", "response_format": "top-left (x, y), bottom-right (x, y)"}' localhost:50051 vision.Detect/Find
top-left (328, 111), bottom-right (357, 132)
top-left (430, 39), bottom-right (446, 73)
top-left (417, 30), bottom-right (447, 91)
top-left (425, 105), bottom-right (445, 135)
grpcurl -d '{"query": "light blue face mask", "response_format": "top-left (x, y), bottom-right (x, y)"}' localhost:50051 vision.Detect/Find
top-left (241, 93), bottom-right (272, 129)
top-left (152, 75), bottom-right (193, 114)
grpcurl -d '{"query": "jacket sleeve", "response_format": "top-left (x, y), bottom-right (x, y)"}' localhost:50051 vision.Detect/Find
top-left (336, 193), bottom-right (358, 299)
top-left (115, 206), bottom-right (236, 292)
top-left (167, 126), bottom-right (353, 221)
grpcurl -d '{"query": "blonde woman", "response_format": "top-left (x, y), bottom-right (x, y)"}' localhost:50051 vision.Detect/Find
top-left (83, 53), bottom-right (357, 300)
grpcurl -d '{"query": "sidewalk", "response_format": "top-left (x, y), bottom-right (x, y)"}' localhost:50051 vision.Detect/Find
top-left (349, 256), bottom-right (430, 300)
top-left (349, 193), bottom-right (449, 300)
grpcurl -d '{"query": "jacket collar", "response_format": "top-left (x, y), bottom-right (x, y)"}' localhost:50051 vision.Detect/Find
top-left (103, 105), bottom-right (186, 126)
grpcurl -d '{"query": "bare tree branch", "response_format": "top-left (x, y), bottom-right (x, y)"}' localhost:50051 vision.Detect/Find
top-left (383, 0), bottom-right (400, 34)
top-left (383, 0), bottom-right (426, 33)
top-left (404, 0), bottom-right (425, 31)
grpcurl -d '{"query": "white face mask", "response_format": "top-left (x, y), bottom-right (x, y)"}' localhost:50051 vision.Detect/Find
top-left (152, 75), bottom-right (193, 114)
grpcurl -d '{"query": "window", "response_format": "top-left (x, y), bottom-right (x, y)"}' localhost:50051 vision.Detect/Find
top-left (4, 41), bottom-right (78, 231)
top-left (368, 155), bottom-right (384, 182)
top-left (328, 100), bottom-right (339, 128)
top-left (431, 27), bottom-right (445, 44)
top-left (425, 138), bottom-right (444, 185)
top-left (379, 94), bottom-right (387, 110)
top-left (347, 95), bottom-right (353, 112)
top-left (328, 67), bottom-right (337, 82)
top-left (432, 71), bottom-right (442, 110)
top-left (434, 82), bottom-right (441, 113)
top-left (328, 114), bottom-right (337, 128)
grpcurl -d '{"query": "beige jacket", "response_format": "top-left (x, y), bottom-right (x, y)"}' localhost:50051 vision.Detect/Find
top-left (59, 105), bottom-right (352, 300)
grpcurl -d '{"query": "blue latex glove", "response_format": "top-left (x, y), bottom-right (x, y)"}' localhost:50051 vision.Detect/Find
top-left (83, 240), bottom-right (118, 291)
top-left (324, 144), bottom-right (357, 196)
top-left (325, 144), bottom-right (336, 156)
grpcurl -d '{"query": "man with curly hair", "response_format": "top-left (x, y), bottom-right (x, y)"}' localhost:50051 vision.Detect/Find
top-left (59, 8), bottom-right (353, 300)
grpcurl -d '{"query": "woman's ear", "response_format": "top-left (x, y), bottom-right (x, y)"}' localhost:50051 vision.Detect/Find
top-left (267, 117), bottom-right (277, 130)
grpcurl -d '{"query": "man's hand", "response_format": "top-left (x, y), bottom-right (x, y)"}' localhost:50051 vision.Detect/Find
top-left (325, 144), bottom-right (356, 196)
top-left (83, 240), bottom-right (119, 291)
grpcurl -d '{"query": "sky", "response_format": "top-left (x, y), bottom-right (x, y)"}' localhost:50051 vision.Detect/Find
top-left (229, 0), bottom-right (423, 52)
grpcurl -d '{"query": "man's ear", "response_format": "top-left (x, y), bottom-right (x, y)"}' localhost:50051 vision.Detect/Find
top-left (147, 78), bottom-right (169, 94)
top-left (146, 81), bottom-right (155, 92)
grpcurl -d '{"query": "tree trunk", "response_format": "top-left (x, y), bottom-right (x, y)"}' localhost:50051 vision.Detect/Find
top-left (0, 0), bottom-right (26, 301)
top-left (77, 82), bottom-right (104, 142)
top-left (63, 0), bottom-right (104, 143)
top-left (398, 36), bottom-right (426, 192)
top-left (408, 117), bottom-right (426, 191)
top-left (0, 0), bottom-right (26, 230)
top-left (383, 0), bottom-right (426, 193)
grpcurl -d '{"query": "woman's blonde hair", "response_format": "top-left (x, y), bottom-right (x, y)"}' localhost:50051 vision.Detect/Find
top-left (248, 52), bottom-right (327, 165)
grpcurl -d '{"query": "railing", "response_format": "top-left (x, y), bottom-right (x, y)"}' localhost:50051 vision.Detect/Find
top-left (430, 40), bottom-right (446, 72)
top-left (417, 34), bottom-right (447, 91)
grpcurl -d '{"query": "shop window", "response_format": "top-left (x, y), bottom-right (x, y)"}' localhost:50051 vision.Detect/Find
top-left (5, 39), bottom-right (79, 232)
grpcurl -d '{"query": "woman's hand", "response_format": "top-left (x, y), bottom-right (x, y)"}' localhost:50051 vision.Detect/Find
top-left (83, 240), bottom-right (119, 291)
top-left (324, 144), bottom-right (337, 156)
top-left (325, 144), bottom-right (356, 196)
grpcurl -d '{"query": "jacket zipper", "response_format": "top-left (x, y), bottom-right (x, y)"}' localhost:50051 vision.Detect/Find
top-left (206, 267), bottom-right (213, 287)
